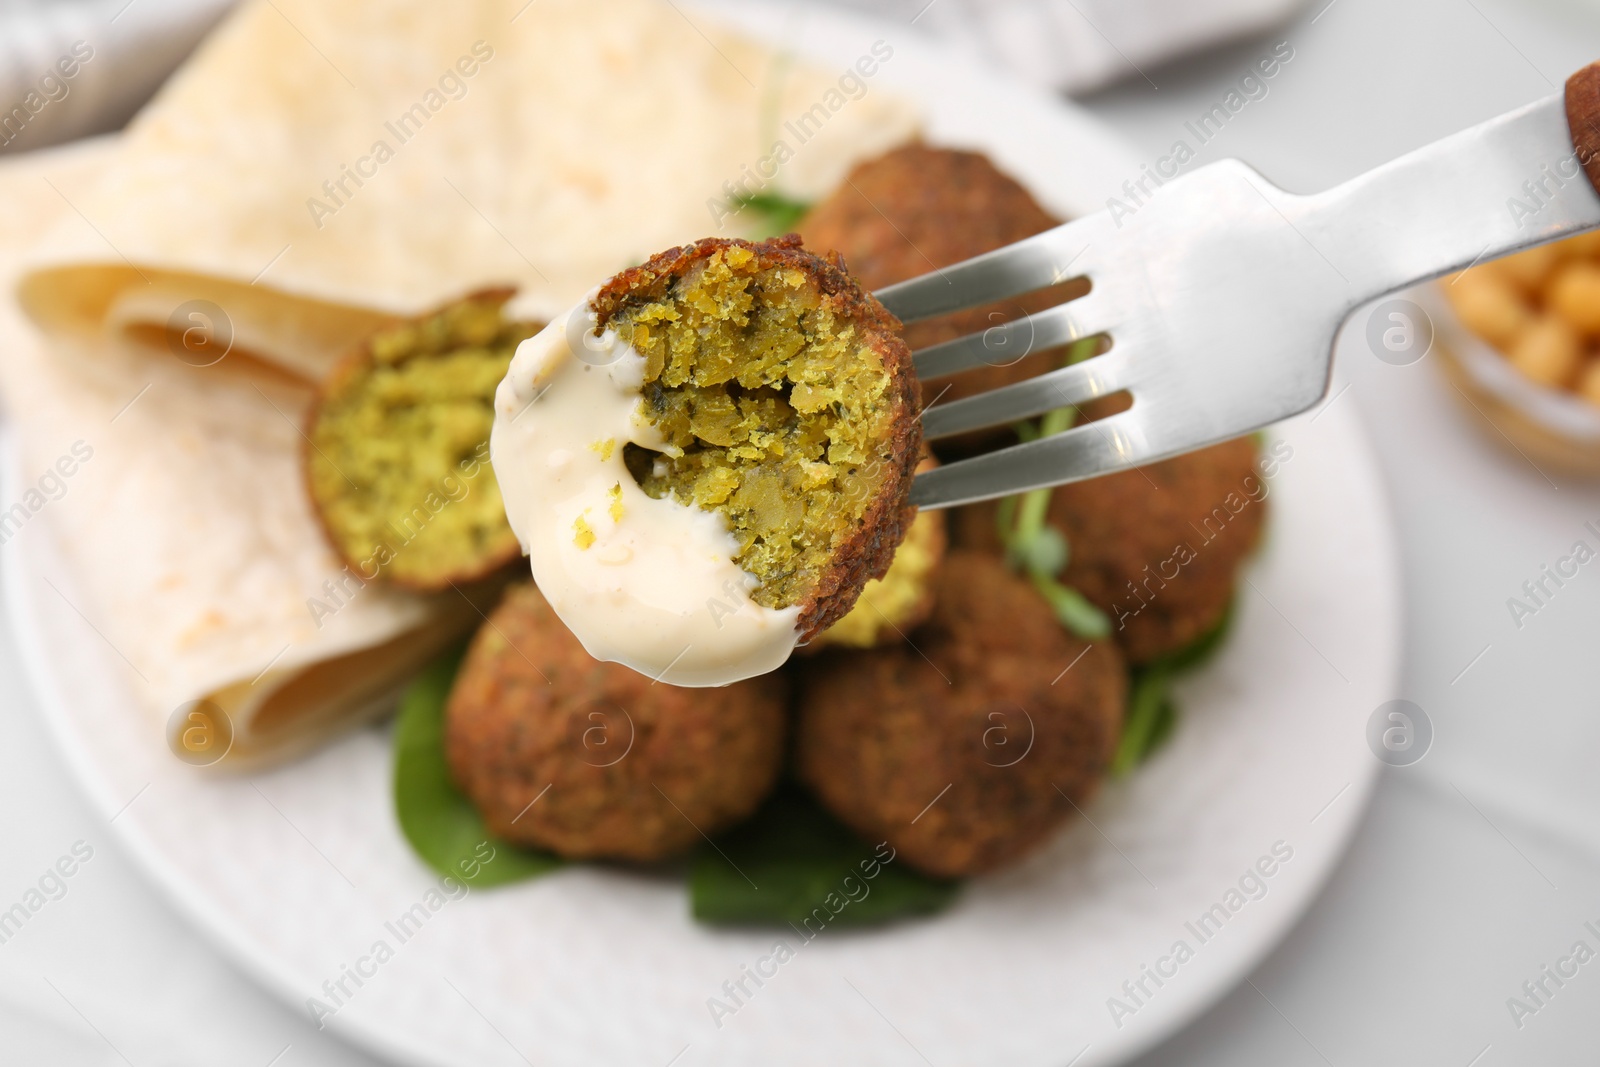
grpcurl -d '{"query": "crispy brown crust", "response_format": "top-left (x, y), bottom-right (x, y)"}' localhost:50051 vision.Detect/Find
top-left (302, 287), bottom-right (524, 592)
top-left (1566, 63), bottom-right (1600, 197)
top-left (806, 454), bottom-right (947, 652)
top-left (951, 435), bottom-right (1267, 664)
top-left (797, 145), bottom-right (1071, 418)
top-left (593, 234), bottom-right (922, 641)
top-left (794, 552), bottom-right (1125, 878)
top-left (445, 583), bottom-right (788, 862)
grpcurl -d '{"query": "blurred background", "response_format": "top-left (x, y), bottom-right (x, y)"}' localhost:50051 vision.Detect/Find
top-left (3, 0), bottom-right (1600, 1063)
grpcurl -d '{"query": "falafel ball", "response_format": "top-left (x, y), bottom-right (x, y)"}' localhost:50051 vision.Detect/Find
top-left (596, 234), bottom-right (921, 640)
top-left (306, 290), bottom-right (537, 590)
top-left (794, 552), bottom-right (1125, 878)
top-left (445, 583), bottom-right (787, 862)
top-left (952, 435), bottom-right (1266, 664)
top-left (811, 457), bottom-right (947, 650)
top-left (797, 145), bottom-right (1071, 408)
top-left (809, 504), bottom-right (945, 650)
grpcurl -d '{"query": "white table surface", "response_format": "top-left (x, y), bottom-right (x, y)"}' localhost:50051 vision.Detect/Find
top-left (5, 0), bottom-right (1600, 1064)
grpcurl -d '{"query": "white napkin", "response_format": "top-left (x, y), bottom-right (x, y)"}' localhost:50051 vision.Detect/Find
top-left (0, 0), bottom-right (233, 153)
top-left (821, 0), bottom-right (1309, 92)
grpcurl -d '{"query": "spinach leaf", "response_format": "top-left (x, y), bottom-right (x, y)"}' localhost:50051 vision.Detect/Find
top-left (691, 786), bottom-right (959, 927)
top-left (999, 342), bottom-right (1114, 642)
top-left (392, 649), bottom-right (562, 888)
top-left (731, 193), bottom-right (812, 238)
top-left (1111, 602), bottom-right (1235, 775)
top-left (1112, 666), bottom-right (1177, 776)
top-left (1150, 598), bottom-right (1235, 675)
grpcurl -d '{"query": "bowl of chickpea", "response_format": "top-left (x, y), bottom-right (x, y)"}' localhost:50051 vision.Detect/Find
top-left (1438, 233), bottom-right (1600, 475)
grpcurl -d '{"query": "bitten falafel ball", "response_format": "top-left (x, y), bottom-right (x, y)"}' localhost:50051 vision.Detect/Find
top-left (306, 290), bottom-right (537, 590)
top-left (808, 504), bottom-right (945, 650)
top-left (952, 435), bottom-right (1267, 664)
top-left (797, 145), bottom-right (1070, 408)
top-left (595, 234), bottom-right (922, 641)
top-left (445, 583), bottom-right (787, 862)
top-left (794, 552), bottom-right (1125, 878)
top-left (811, 457), bottom-right (947, 650)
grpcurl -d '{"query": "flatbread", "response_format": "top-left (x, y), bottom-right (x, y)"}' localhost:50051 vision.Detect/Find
top-left (20, 0), bottom-right (920, 376)
top-left (0, 139), bottom-right (478, 766)
top-left (1, 0), bottom-right (919, 764)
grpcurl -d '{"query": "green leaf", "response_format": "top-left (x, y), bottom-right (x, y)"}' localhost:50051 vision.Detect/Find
top-left (1012, 487), bottom-right (1053, 547)
top-left (1112, 666), bottom-right (1175, 776)
top-left (1063, 336), bottom-right (1102, 365)
top-left (1033, 573), bottom-right (1111, 641)
top-left (1144, 691), bottom-right (1178, 753)
top-left (1109, 600), bottom-right (1237, 777)
top-left (690, 786), bottom-right (959, 927)
top-left (1148, 598), bottom-right (1235, 675)
top-left (1012, 525), bottom-right (1068, 578)
top-left (995, 494), bottom-right (1018, 541)
top-left (731, 193), bottom-right (813, 238)
top-left (393, 648), bottom-right (563, 888)
top-left (1038, 404), bottom-right (1078, 436)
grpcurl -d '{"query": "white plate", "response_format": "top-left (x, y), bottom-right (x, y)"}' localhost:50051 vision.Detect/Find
top-left (4, 5), bottom-right (1402, 1066)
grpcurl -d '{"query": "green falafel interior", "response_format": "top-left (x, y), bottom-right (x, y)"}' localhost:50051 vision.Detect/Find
top-left (381, 145), bottom-right (1261, 923)
top-left (600, 238), bottom-right (916, 621)
top-left (306, 292), bottom-right (537, 591)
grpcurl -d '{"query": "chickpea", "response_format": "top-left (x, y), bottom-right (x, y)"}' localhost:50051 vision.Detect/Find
top-left (1496, 244), bottom-right (1561, 293)
top-left (1578, 359), bottom-right (1600, 408)
top-left (1548, 260), bottom-right (1600, 336)
top-left (1468, 259), bottom-right (1517, 288)
top-left (1445, 270), bottom-right (1532, 349)
top-left (1508, 315), bottom-right (1582, 388)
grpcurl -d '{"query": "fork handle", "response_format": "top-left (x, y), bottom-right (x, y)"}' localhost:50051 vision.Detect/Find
top-left (1566, 62), bottom-right (1600, 196)
top-left (1300, 86), bottom-right (1600, 309)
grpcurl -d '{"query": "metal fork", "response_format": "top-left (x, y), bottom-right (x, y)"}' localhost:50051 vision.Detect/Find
top-left (886, 63), bottom-right (1600, 510)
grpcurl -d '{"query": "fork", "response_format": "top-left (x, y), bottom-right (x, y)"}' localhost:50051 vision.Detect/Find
top-left (884, 62), bottom-right (1600, 509)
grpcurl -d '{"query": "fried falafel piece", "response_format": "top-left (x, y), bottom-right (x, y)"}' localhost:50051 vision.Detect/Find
top-left (797, 145), bottom-right (1070, 409)
top-left (595, 234), bottom-right (921, 641)
top-left (306, 290), bottom-right (537, 590)
top-left (794, 552), bottom-right (1125, 878)
top-left (809, 503), bottom-right (945, 650)
top-left (445, 583), bottom-right (787, 862)
top-left (811, 456), bottom-right (946, 650)
top-left (952, 435), bottom-right (1266, 664)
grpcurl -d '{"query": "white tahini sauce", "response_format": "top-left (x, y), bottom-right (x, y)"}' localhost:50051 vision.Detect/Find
top-left (490, 301), bottom-right (801, 686)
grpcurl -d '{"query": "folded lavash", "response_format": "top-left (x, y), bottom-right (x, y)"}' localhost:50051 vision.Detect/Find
top-left (0, 139), bottom-right (478, 767)
top-left (1, 0), bottom-right (919, 765)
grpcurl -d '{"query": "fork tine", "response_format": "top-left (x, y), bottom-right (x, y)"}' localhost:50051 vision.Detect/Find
top-left (913, 294), bottom-right (1105, 380)
top-left (874, 213), bottom-right (1106, 323)
top-left (910, 411), bottom-right (1148, 509)
top-left (921, 354), bottom-right (1133, 440)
